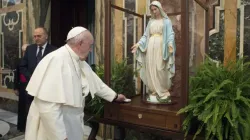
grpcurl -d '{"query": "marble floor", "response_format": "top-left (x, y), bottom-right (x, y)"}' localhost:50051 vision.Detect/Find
top-left (0, 109), bottom-right (105, 140)
top-left (0, 109), bottom-right (17, 125)
top-left (8, 126), bottom-right (104, 140)
top-left (8, 128), bottom-right (104, 140)
top-left (9, 135), bottom-right (104, 140)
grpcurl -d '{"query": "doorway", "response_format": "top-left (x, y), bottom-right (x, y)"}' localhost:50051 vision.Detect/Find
top-left (50, 0), bottom-right (95, 48)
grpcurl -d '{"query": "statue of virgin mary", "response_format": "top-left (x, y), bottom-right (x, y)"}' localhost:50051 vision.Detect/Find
top-left (131, 1), bottom-right (176, 103)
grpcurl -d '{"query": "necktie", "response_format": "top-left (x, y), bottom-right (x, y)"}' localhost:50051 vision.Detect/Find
top-left (37, 47), bottom-right (43, 63)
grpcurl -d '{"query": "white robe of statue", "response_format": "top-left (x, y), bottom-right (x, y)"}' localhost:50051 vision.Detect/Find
top-left (25, 45), bottom-right (116, 140)
top-left (146, 19), bottom-right (172, 96)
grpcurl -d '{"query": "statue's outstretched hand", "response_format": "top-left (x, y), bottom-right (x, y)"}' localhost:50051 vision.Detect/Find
top-left (131, 44), bottom-right (139, 53)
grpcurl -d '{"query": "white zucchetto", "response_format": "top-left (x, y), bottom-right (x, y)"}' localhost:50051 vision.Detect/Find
top-left (66, 26), bottom-right (87, 41)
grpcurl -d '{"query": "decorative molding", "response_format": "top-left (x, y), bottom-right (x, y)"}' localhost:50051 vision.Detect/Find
top-left (123, 0), bottom-right (127, 59)
top-left (1, 69), bottom-right (14, 88)
top-left (209, 0), bottom-right (224, 36)
top-left (0, 3), bottom-right (24, 14)
top-left (123, 17), bottom-right (127, 59)
top-left (189, 2), bottom-right (196, 67)
top-left (209, 0), bottom-right (245, 57)
top-left (1, 34), bottom-right (4, 69)
top-left (19, 28), bottom-right (23, 58)
top-left (209, 0), bottom-right (242, 36)
top-left (2, 10), bottom-right (20, 31)
top-left (239, 4), bottom-right (244, 58)
top-left (0, 5), bottom-right (24, 93)
top-left (146, 0), bottom-right (150, 15)
top-left (2, 0), bottom-right (22, 8)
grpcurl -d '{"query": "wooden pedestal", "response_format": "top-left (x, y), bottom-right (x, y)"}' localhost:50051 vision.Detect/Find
top-left (104, 95), bottom-right (182, 132)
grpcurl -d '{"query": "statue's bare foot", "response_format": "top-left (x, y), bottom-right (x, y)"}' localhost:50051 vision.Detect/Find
top-left (156, 92), bottom-right (171, 103)
top-left (151, 92), bottom-right (157, 95)
top-left (160, 91), bottom-right (170, 99)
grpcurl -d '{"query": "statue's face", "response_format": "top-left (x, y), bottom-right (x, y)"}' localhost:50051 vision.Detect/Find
top-left (150, 5), bottom-right (161, 18)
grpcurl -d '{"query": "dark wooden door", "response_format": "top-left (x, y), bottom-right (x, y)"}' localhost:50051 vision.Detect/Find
top-left (50, 0), bottom-right (93, 47)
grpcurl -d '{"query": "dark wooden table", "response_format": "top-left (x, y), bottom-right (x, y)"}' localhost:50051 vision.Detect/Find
top-left (85, 116), bottom-right (185, 140)
top-left (85, 95), bottom-right (190, 140)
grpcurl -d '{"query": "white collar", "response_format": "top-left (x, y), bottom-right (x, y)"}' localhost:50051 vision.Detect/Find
top-left (38, 42), bottom-right (48, 50)
top-left (65, 44), bottom-right (80, 61)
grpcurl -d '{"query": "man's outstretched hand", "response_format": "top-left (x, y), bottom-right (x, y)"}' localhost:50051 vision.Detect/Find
top-left (115, 94), bottom-right (126, 102)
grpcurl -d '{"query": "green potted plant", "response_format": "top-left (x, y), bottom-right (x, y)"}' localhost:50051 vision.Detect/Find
top-left (177, 58), bottom-right (250, 140)
top-left (85, 59), bottom-right (136, 117)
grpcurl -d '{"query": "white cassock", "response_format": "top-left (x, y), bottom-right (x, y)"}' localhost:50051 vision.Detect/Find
top-left (25, 45), bottom-right (116, 140)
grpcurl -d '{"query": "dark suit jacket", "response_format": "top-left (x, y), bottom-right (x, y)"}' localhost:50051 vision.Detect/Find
top-left (19, 43), bottom-right (57, 81)
top-left (14, 58), bottom-right (28, 90)
top-left (14, 58), bottom-right (20, 90)
top-left (14, 58), bottom-right (22, 90)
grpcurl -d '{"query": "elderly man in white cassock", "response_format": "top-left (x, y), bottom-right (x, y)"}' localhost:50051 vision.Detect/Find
top-left (24, 27), bottom-right (127, 140)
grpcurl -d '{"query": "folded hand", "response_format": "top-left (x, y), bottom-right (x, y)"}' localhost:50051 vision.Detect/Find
top-left (14, 90), bottom-right (19, 96)
top-left (168, 45), bottom-right (173, 53)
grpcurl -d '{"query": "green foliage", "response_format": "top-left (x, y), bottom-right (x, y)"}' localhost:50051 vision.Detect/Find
top-left (177, 58), bottom-right (250, 140)
top-left (110, 60), bottom-right (136, 97)
top-left (85, 60), bottom-right (136, 117)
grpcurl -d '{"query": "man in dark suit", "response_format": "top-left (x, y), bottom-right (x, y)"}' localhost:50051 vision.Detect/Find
top-left (14, 44), bottom-right (29, 132)
top-left (19, 27), bottom-right (57, 131)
